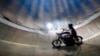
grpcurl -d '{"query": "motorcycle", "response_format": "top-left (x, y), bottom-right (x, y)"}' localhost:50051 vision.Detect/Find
top-left (52, 32), bottom-right (83, 48)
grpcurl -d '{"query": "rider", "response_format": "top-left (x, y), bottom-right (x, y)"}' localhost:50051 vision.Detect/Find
top-left (68, 23), bottom-right (79, 42)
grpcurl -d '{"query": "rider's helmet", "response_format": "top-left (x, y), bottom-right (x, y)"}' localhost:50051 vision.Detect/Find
top-left (68, 23), bottom-right (73, 29)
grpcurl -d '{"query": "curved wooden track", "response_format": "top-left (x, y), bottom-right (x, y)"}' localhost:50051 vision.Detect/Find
top-left (0, 16), bottom-right (100, 56)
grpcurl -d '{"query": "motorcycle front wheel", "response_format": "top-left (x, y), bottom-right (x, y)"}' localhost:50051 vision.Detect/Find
top-left (52, 40), bottom-right (62, 48)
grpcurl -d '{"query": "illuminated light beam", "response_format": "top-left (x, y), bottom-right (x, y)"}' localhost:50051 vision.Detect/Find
top-left (73, 0), bottom-right (86, 15)
top-left (44, 0), bottom-right (49, 13)
top-left (26, 0), bottom-right (34, 16)
top-left (58, 0), bottom-right (63, 15)
top-left (43, 0), bottom-right (49, 22)
top-left (52, 0), bottom-right (57, 18)
top-left (83, 0), bottom-right (95, 10)
top-left (32, 0), bottom-right (39, 21)
top-left (66, 0), bottom-right (75, 16)
top-left (55, 0), bottom-right (61, 20)
top-left (0, 40), bottom-right (39, 48)
top-left (30, 0), bottom-right (37, 19)
top-left (38, 0), bottom-right (44, 19)
top-left (15, 0), bottom-right (26, 14)
top-left (20, 0), bottom-right (33, 19)
top-left (41, 0), bottom-right (46, 24)
top-left (63, 0), bottom-right (69, 17)
top-left (60, 0), bottom-right (68, 17)
top-left (48, 0), bottom-right (53, 22)
top-left (48, 0), bottom-right (53, 15)
top-left (14, 0), bottom-right (26, 19)
top-left (33, 0), bottom-right (41, 21)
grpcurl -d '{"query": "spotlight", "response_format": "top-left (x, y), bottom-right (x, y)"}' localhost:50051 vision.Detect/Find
top-left (46, 23), bottom-right (53, 29)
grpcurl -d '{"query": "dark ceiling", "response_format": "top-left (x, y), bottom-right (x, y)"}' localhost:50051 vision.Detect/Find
top-left (0, 0), bottom-right (100, 30)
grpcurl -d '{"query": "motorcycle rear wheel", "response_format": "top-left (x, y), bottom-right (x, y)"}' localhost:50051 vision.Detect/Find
top-left (75, 36), bottom-right (83, 45)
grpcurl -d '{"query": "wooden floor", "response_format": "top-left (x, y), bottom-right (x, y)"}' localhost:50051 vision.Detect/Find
top-left (0, 16), bottom-right (100, 56)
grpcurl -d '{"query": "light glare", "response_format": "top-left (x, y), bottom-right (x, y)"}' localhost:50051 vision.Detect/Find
top-left (47, 23), bottom-right (53, 29)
